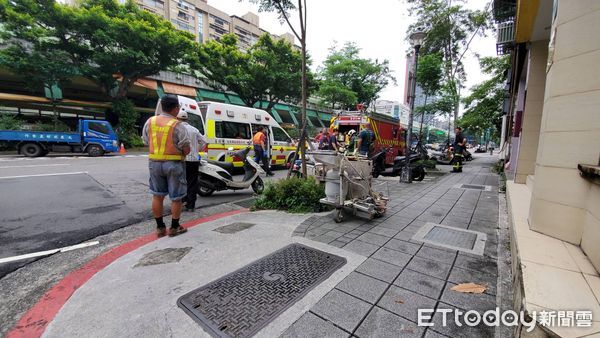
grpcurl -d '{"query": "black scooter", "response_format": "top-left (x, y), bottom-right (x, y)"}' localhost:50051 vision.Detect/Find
top-left (371, 148), bottom-right (425, 181)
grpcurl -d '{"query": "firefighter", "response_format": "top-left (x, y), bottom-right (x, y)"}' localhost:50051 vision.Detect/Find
top-left (452, 127), bottom-right (466, 173)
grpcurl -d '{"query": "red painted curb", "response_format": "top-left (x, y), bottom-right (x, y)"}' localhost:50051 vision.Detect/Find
top-left (7, 209), bottom-right (246, 338)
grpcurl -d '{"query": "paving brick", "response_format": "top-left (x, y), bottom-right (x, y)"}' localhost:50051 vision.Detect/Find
top-left (372, 247), bottom-right (412, 268)
top-left (405, 256), bottom-right (452, 280)
top-left (454, 254), bottom-right (498, 276)
top-left (447, 266), bottom-right (497, 296)
top-left (355, 258), bottom-right (402, 283)
top-left (311, 289), bottom-right (371, 333)
top-left (336, 236), bottom-right (353, 244)
top-left (329, 240), bottom-right (347, 248)
top-left (336, 272), bottom-right (388, 304)
top-left (377, 285), bottom-right (437, 323)
top-left (393, 230), bottom-right (419, 242)
top-left (355, 307), bottom-right (425, 338)
top-left (281, 312), bottom-right (349, 338)
top-left (343, 240), bottom-right (380, 257)
top-left (383, 239), bottom-right (421, 255)
top-left (440, 282), bottom-right (496, 313)
top-left (394, 269), bottom-right (446, 300)
top-left (325, 230), bottom-right (347, 238)
top-left (416, 246), bottom-right (457, 265)
top-left (368, 226), bottom-right (399, 238)
top-left (356, 232), bottom-right (390, 246)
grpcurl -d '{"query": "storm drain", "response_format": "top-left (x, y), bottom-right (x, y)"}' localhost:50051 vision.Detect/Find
top-left (412, 223), bottom-right (487, 255)
top-left (213, 222), bottom-right (256, 234)
top-left (178, 243), bottom-right (346, 338)
top-left (453, 183), bottom-right (493, 191)
top-left (233, 198), bottom-right (256, 209)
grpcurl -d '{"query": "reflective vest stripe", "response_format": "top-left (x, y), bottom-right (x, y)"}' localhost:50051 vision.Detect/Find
top-left (149, 116), bottom-right (183, 161)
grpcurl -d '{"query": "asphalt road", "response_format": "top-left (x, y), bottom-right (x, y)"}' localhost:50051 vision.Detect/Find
top-left (0, 152), bottom-right (287, 277)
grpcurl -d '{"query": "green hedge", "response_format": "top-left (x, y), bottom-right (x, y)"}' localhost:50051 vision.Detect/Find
top-left (253, 177), bottom-right (326, 213)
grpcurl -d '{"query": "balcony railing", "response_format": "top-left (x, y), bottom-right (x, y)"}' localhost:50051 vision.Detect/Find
top-left (496, 20), bottom-right (514, 55)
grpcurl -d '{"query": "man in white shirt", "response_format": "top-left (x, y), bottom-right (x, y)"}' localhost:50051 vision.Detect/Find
top-left (177, 110), bottom-right (208, 211)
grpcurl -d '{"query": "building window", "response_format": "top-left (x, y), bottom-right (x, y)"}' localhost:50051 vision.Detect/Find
top-left (171, 19), bottom-right (194, 31)
top-left (178, 11), bottom-right (193, 22)
top-left (177, 0), bottom-right (193, 11)
top-left (141, 0), bottom-right (164, 9)
top-left (197, 10), bottom-right (204, 43)
top-left (210, 14), bottom-right (228, 27)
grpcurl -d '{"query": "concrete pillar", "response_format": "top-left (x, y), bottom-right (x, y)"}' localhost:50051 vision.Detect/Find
top-left (529, 2), bottom-right (600, 270)
top-left (514, 41), bottom-right (548, 184)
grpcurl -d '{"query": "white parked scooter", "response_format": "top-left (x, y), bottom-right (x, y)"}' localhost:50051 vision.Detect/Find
top-left (197, 147), bottom-right (265, 196)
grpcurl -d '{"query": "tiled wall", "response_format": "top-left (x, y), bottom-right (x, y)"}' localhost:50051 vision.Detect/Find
top-left (529, 1), bottom-right (600, 270)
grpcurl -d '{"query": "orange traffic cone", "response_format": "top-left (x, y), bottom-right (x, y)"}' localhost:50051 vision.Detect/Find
top-left (119, 143), bottom-right (126, 154)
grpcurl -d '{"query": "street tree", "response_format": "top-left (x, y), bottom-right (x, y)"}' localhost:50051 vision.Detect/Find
top-left (0, 0), bottom-right (197, 145)
top-left (195, 33), bottom-right (306, 113)
top-left (406, 0), bottom-right (490, 122)
top-left (458, 55), bottom-right (509, 141)
top-left (249, 0), bottom-right (310, 178)
top-left (414, 53), bottom-right (443, 136)
top-left (318, 42), bottom-right (396, 110)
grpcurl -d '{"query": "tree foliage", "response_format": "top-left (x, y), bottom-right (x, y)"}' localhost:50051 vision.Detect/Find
top-left (458, 56), bottom-right (509, 138)
top-left (195, 33), bottom-right (307, 112)
top-left (406, 0), bottom-right (490, 121)
top-left (317, 42), bottom-right (396, 110)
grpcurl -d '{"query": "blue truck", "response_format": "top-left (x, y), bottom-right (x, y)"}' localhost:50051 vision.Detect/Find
top-left (0, 119), bottom-right (119, 157)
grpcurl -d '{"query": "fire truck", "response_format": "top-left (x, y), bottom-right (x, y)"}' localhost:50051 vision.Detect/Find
top-left (330, 109), bottom-right (406, 166)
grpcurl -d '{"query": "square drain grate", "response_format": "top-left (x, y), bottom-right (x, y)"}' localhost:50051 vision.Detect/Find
top-left (412, 223), bottom-right (487, 255)
top-left (453, 183), bottom-right (493, 191)
top-left (213, 222), bottom-right (255, 234)
top-left (178, 243), bottom-right (346, 338)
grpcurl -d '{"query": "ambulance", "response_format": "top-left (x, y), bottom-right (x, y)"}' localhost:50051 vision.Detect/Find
top-left (197, 101), bottom-right (297, 167)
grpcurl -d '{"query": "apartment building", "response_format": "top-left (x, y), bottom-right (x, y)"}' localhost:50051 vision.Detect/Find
top-left (134, 0), bottom-right (294, 49)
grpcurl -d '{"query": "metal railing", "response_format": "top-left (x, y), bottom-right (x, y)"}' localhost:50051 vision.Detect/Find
top-left (496, 21), bottom-right (514, 55)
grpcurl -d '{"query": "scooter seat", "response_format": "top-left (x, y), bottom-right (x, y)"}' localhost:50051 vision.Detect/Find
top-left (207, 160), bottom-right (235, 174)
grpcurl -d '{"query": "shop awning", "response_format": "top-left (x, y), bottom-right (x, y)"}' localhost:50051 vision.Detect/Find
top-left (197, 89), bottom-right (227, 102)
top-left (134, 79), bottom-right (158, 90)
top-left (226, 94), bottom-right (245, 106)
top-left (162, 82), bottom-right (196, 97)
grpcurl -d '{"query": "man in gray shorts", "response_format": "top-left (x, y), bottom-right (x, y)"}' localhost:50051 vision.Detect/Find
top-left (143, 94), bottom-right (190, 237)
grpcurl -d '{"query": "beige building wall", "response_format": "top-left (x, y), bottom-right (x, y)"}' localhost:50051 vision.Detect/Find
top-left (528, 2), bottom-right (600, 269)
top-left (514, 40), bottom-right (548, 184)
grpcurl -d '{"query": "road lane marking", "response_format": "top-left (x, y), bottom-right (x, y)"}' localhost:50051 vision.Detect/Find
top-left (0, 171), bottom-right (87, 179)
top-left (0, 241), bottom-right (100, 264)
top-left (0, 163), bottom-right (70, 169)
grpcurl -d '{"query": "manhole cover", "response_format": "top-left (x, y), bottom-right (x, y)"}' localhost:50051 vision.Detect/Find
top-left (453, 183), bottom-right (492, 191)
top-left (234, 198), bottom-right (256, 208)
top-left (178, 243), bottom-right (346, 337)
top-left (134, 247), bottom-right (192, 268)
top-left (213, 222), bottom-right (256, 234)
top-left (412, 223), bottom-right (487, 255)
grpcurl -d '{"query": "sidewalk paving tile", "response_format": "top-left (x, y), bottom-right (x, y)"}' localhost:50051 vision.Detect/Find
top-left (416, 246), bottom-right (457, 265)
top-left (355, 258), bottom-right (402, 283)
top-left (336, 272), bottom-right (388, 304)
top-left (281, 312), bottom-right (350, 338)
top-left (311, 289), bottom-right (371, 333)
top-left (454, 254), bottom-right (498, 276)
top-left (383, 239), bottom-right (421, 255)
top-left (447, 266), bottom-right (497, 296)
top-left (355, 307), bottom-right (425, 338)
top-left (440, 282), bottom-right (497, 313)
top-left (371, 247), bottom-right (412, 268)
top-left (343, 240), bottom-right (380, 257)
top-left (377, 285), bottom-right (437, 323)
top-left (368, 226), bottom-right (399, 238)
top-left (393, 269), bottom-right (446, 300)
top-left (356, 232), bottom-right (390, 246)
top-left (405, 256), bottom-right (452, 280)
top-left (329, 240), bottom-right (347, 248)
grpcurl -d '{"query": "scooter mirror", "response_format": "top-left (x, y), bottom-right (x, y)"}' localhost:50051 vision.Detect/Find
top-left (228, 147), bottom-right (234, 151)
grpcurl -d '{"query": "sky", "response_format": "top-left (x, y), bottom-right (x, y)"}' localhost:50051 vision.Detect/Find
top-left (212, 0), bottom-right (498, 106)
